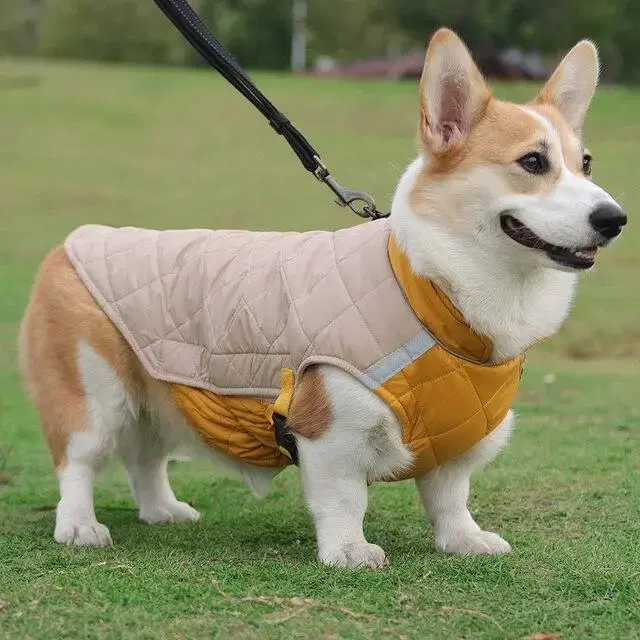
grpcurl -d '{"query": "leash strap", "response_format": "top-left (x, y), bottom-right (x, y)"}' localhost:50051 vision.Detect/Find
top-left (152, 0), bottom-right (389, 220)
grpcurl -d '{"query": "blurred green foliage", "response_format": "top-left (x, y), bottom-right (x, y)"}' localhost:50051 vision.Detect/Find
top-left (36, 0), bottom-right (187, 64)
top-left (1, 0), bottom-right (639, 81)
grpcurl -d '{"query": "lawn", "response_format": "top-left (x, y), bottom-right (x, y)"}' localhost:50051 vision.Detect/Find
top-left (0, 58), bottom-right (638, 639)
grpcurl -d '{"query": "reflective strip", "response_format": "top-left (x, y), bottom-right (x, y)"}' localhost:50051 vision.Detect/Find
top-left (359, 331), bottom-right (436, 389)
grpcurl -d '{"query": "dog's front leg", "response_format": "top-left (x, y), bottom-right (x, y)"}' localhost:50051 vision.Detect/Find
top-left (298, 439), bottom-right (388, 568)
top-left (416, 412), bottom-right (514, 555)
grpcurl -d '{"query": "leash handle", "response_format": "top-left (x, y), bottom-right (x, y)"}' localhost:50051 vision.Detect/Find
top-left (152, 0), bottom-right (389, 220)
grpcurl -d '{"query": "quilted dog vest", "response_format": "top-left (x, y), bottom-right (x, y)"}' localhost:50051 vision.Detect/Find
top-left (65, 221), bottom-right (523, 479)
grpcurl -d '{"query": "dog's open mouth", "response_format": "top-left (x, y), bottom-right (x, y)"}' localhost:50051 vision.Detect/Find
top-left (500, 214), bottom-right (599, 270)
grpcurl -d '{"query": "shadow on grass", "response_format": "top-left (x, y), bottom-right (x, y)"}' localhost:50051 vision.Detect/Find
top-left (15, 476), bottom-right (434, 568)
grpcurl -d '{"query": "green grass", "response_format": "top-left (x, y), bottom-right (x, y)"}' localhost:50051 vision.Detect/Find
top-left (1, 58), bottom-right (639, 639)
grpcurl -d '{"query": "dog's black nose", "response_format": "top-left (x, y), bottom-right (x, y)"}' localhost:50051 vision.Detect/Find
top-left (589, 203), bottom-right (627, 239)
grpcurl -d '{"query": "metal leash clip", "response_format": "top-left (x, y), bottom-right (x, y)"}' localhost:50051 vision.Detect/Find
top-left (313, 156), bottom-right (389, 220)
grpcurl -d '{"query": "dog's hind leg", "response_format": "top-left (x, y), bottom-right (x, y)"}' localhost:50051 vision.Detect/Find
top-left (118, 411), bottom-right (200, 525)
top-left (292, 367), bottom-right (412, 568)
top-left (19, 248), bottom-right (125, 547)
top-left (53, 339), bottom-right (129, 547)
top-left (55, 460), bottom-right (112, 547)
top-left (415, 411), bottom-right (514, 555)
top-left (298, 442), bottom-right (386, 568)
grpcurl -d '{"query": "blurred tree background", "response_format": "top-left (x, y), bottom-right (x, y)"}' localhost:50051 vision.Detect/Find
top-left (0, 0), bottom-right (638, 82)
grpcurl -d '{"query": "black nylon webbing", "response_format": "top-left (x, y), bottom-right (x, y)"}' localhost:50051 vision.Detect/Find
top-left (153, 0), bottom-right (322, 173)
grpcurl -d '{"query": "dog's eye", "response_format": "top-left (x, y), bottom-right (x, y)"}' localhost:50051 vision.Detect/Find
top-left (582, 153), bottom-right (592, 176)
top-left (518, 152), bottom-right (550, 175)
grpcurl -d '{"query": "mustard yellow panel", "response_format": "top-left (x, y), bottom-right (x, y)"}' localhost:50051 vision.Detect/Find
top-left (172, 384), bottom-right (290, 468)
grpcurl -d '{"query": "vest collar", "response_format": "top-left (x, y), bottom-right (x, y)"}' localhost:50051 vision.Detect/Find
top-left (388, 234), bottom-right (494, 363)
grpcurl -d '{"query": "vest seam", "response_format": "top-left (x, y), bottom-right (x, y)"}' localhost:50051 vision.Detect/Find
top-left (278, 246), bottom-right (317, 367)
top-left (332, 233), bottom-right (388, 365)
top-left (392, 354), bottom-right (467, 393)
top-left (430, 285), bottom-right (493, 361)
top-left (396, 363), bottom-right (441, 468)
top-left (153, 242), bottom-right (204, 381)
top-left (463, 363), bottom-right (518, 430)
top-left (200, 244), bottom-right (255, 389)
top-left (458, 365), bottom-right (491, 436)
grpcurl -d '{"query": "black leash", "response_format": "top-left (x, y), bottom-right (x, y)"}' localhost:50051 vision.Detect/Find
top-left (152, 0), bottom-right (389, 221)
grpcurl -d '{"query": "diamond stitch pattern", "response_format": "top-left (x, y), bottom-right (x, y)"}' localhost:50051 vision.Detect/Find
top-left (65, 221), bottom-right (523, 476)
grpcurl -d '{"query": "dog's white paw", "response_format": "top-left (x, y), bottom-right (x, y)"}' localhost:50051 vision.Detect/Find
top-left (139, 500), bottom-right (201, 524)
top-left (437, 530), bottom-right (511, 555)
top-left (55, 519), bottom-right (113, 547)
top-left (320, 542), bottom-right (389, 568)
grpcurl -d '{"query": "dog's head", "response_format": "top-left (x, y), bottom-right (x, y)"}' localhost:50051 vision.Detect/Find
top-left (410, 29), bottom-right (626, 272)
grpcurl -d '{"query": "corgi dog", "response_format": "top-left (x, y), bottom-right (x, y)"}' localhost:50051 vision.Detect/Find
top-left (19, 29), bottom-right (625, 567)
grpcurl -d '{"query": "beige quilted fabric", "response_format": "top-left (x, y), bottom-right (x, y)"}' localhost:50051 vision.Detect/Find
top-left (65, 221), bottom-right (427, 398)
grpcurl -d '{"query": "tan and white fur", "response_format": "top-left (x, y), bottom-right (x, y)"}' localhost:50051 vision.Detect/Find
top-left (19, 30), bottom-right (625, 566)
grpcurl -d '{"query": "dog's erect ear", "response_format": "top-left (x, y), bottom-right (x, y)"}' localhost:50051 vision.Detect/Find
top-left (419, 28), bottom-right (490, 153)
top-left (534, 41), bottom-right (599, 133)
